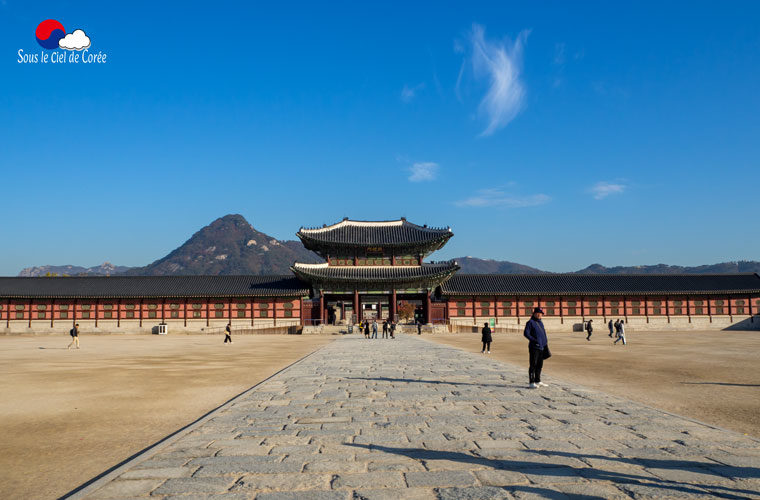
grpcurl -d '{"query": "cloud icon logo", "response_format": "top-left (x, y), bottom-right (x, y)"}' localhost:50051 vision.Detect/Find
top-left (58, 29), bottom-right (91, 51)
top-left (36, 19), bottom-right (66, 50)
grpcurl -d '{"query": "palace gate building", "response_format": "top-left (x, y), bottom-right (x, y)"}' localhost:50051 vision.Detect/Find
top-left (1, 218), bottom-right (759, 334)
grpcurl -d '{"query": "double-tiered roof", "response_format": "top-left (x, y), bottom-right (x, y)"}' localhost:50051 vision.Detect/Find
top-left (296, 218), bottom-right (453, 257)
top-left (291, 262), bottom-right (460, 292)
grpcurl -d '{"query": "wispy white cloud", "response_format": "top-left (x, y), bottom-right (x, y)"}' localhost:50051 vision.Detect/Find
top-left (408, 162), bottom-right (439, 182)
top-left (590, 181), bottom-right (626, 200)
top-left (401, 83), bottom-right (425, 103)
top-left (467, 24), bottom-right (529, 136)
top-left (455, 188), bottom-right (550, 208)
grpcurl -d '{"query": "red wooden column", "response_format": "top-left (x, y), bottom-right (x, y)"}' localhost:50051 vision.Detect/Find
top-left (184, 298), bottom-right (188, 328)
top-left (686, 295), bottom-right (691, 323)
top-left (645, 297), bottom-right (649, 324)
top-left (425, 291), bottom-right (432, 324)
top-left (515, 295), bottom-right (520, 324)
top-left (354, 289), bottom-right (360, 324)
top-left (665, 296), bottom-right (670, 323)
top-left (493, 295), bottom-right (499, 325)
top-left (28, 298), bottom-right (32, 328)
top-left (319, 293), bottom-right (325, 325)
top-left (95, 299), bottom-right (99, 328)
top-left (117, 299), bottom-right (121, 328)
top-left (472, 295), bottom-right (477, 325)
top-left (50, 299), bottom-right (55, 328)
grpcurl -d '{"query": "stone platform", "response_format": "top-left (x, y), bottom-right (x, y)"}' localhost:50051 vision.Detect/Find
top-left (75, 335), bottom-right (760, 499)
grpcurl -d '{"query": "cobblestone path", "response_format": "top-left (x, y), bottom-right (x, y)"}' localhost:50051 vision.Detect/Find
top-left (81, 335), bottom-right (760, 499)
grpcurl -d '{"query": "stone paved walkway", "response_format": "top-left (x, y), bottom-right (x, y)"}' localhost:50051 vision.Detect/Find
top-left (81, 335), bottom-right (760, 500)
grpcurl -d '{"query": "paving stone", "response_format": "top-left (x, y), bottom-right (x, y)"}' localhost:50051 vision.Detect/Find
top-left (474, 469), bottom-right (530, 486)
top-left (404, 470), bottom-right (477, 488)
top-left (86, 479), bottom-right (164, 499)
top-left (435, 486), bottom-right (513, 500)
top-left (331, 472), bottom-right (406, 489)
top-left (151, 477), bottom-right (238, 495)
top-left (351, 488), bottom-right (436, 500)
top-left (232, 472), bottom-right (331, 492)
top-left (256, 491), bottom-right (350, 500)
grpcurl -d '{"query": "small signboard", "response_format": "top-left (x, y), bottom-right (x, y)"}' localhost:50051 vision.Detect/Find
top-left (489, 318), bottom-right (495, 328)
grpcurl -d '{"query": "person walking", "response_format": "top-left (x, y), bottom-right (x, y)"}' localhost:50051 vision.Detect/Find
top-left (614, 319), bottom-right (627, 345)
top-left (481, 322), bottom-right (492, 354)
top-left (417, 321), bottom-right (422, 335)
top-left (371, 319), bottom-right (378, 339)
top-left (67, 323), bottom-right (80, 350)
top-left (608, 319), bottom-right (614, 337)
top-left (363, 321), bottom-right (370, 339)
top-left (585, 319), bottom-right (593, 341)
top-left (224, 322), bottom-right (233, 344)
top-left (389, 321), bottom-right (396, 339)
top-left (382, 320), bottom-right (389, 339)
top-left (614, 319), bottom-right (621, 340)
top-left (523, 308), bottom-right (549, 389)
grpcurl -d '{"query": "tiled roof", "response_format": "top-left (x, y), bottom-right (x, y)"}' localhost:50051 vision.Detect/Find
top-left (291, 262), bottom-right (460, 285)
top-left (297, 218), bottom-right (452, 248)
top-left (441, 273), bottom-right (760, 296)
top-left (0, 275), bottom-right (309, 299)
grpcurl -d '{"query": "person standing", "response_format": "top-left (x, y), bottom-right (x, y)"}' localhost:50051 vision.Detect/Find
top-left (382, 320), bottom-right (389, 339)
top-left (67, 323), bottom-right (80, 350)
top-left (224, 322), bottom-right (233, 344)
top-left (371, 319), bottom-right (378, 339)
top-left (481, 322), bottom-right (492, 354)
top-left (364, 321), bottom-right (370, 339)
top-left (523, 308), bottom-right (549, 389)
top-left (389, 321), bottom-right (396, 339)
top-left (614, 319), bottom-right (627, 345)
top-left (417, 321), bottom-right (422, 335)
top-left (614, 319), bottom-right (621, 340)
top-left (585, 319), bottom-right (593, 341)
top-left (608, 319), bottom-right (614, 337)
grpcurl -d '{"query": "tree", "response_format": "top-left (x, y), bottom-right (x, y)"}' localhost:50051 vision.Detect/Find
top-left (398, 303), bottom-right (415, 322)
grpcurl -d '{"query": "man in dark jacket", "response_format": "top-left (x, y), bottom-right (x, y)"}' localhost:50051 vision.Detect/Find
top-left (481, 322), bottom-right (492, 354)
top-left (608, 319), bottom-right (614, 337)
top-left (585, 319), bottom-right (593, 341)
top-left (523, 308), bottom-right (548, 389)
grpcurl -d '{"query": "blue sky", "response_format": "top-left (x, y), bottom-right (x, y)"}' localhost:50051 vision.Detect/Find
top-left (1, 1), bottom-right (758, 275)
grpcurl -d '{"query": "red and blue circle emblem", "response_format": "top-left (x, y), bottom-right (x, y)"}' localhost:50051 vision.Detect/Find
top-left (36, 19), bottom-right (66, 50)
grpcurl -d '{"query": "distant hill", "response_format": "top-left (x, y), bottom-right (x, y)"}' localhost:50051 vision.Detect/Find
top-left (18, 262), bottom-right (131, 277)
top-left (572, 261), bottom-right (760, 274)
top-left (453, 257), bottom-right (544, 274)
top-left (123, 214), bottom-right (321, 276)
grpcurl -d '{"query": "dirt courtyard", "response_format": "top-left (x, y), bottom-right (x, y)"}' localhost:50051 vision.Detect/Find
top-left (0, 334), bottom-right (333, 500)
top-left (2, 330), bottom-right (759, 499)
top-left (427, 329), bottom-right (760, 438)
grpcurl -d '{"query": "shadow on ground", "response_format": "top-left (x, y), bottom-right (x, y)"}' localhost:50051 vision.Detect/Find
top-left (346, 443), bottom-right (759, 499)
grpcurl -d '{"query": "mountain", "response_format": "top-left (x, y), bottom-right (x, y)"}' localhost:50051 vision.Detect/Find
top-left (18, 262), bottom-right (132, 277)
top-left (123, 214), bottom-right (322, 276)
top-left (572, 261), bottom-right (760, 274)
top-left (16, 216), bottom-right (759, 277)
top-left (453, 257), bottom-right (544, 274)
